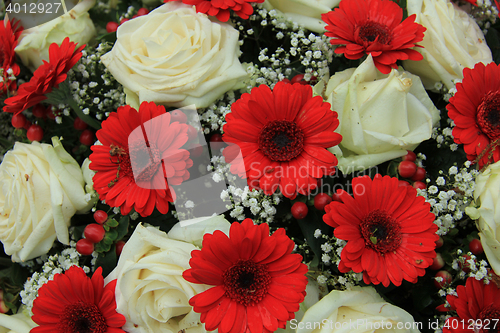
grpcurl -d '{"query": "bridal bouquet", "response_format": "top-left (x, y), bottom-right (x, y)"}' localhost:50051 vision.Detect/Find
top-left (0, 0), bottom-right (500, 332)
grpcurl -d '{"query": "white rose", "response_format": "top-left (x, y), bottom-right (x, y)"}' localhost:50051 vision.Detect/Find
top-left (403, 0), bottom-right (492, 90)
top-left (14, 0), bottom-right (96, 72)
top-left (105, 223), bottom-right (212, 333)
top-left (296, 287), bottom-right (420, 333)
top-left (167, 215), bottom-right (230, 248)
top-left (0, 137), bottom-right (94, 262)
top-left (262, 0), bottom-right (340, 33)
top-left (0, 311), bottom-right (37, 333)
top-left (322, 55), bottom-right (439, 172)
top-left (467, 161), bottom-right (500, 275)
top-left (101, 2), bottom-right (248, 109)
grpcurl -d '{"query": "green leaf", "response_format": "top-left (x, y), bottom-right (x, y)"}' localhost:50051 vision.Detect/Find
top-left (94, 241), bottom-right (111, 253)
top-left (105, 218), bottom-right (119, 228)
top-left (116, 216), bottom-right (129, 240)
top-left (95, 250), bottom-right (117, 277)
top-left (486, 27), bottom-right (500, 65)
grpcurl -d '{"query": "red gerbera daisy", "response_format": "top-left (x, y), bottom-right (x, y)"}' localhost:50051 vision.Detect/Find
top-left (444, 277), bottom-right (500, 333)
top-left (89, 102), bottom-right (192, 217)
top-left (447, 62), bottom-right (500, 169)
top-left (183, 218), bottom-right (308, 333)
top-left (321, 0), bottom-right (426, 74)
top-left (323, 174), bottom-right (438, 287)
top-left (164, 0), bottom-right (264, 22)
top-left (222, 81), bottom-right (342, 200)
top-left (31, 266), bottom-right (126, 333)
top-left (0, 19), bottom-right (23, 94)
top-left (2, 37), bottom-right (84, 116)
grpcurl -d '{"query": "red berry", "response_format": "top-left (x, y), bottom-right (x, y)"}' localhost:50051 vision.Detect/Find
top-left (132, 14), bottom-right (138, 18)
top-left (170, 110), bottom-right (187, 123)
top-left (115, 240), bottom-right (126, 256)
top-left (314, 193), bottom-right (332, 211)
top-left (187, 125), bottom-right (198, 140)
top-left (137, 7), bottom-right (149, 16)
top-left (436, 304), bottom-right (450, 312)
top-left (32, 104), bottom-right (46, 118)
top-left (106, 21), bottom-right (119, 33)
top-left (84, 224), bottom-right (106, 243)
top-left (429, 253), bottom-right (445, 270)
top-left (413, 181), bottom-right (426, 190)
top-left (210, 134), bottom-right (223, 142)
top-left (434, 270), bottom-right (452, 289)
top-left (74, 117), bottom-right (88, 130)
top-left (291, 202), bottom-right (308, 219)
top-left (469, 238), bottom-right (484, 255)
top-left (79, 129), bottom-right (95, 146)
top-left (45, 108), bottom-right (60, 120)
top-left (435, 237), bottom-right (444, 248)
top-left (93, 210), bottom-right (108, 224)
top-left (398, 161), bottom-right (417, 178)
top-left (331, 192), bottom-right (343, 202)
top-left (11, 113), bottom-right (26, 129)
top-left (291, 74), bottom-right (305, 84)
top-left (402, 150), bottom-right (417, 162)
top-left (76, 238), bottom-right (94, 255)
top-left (459, 254), bottom-right (474, 273)
top-left (27, 124), bottom-right (44, 141)
top-left (398, 180), bottom-right (410, 187)
top-left (411, 167), bottom-right (426, 181)
top-left (120, 18), bottom-right (129, 25)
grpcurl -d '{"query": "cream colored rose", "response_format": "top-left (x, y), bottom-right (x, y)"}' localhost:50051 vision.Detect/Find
top-left (0, 311), bottom-right (37, 333)
top-left (403, 0), bottom-right (492, 90)
top-left (0, 137), bottom-right (94, 262)
top-left (167, 215), bottom-right (230, 248)
top-left (14, 0), bottom-right (96, 72)
top-left (466, 161), bottom-right (500, 275)
top-left (322, 55), bottom-right (439, 172)
top-left (101, 2), bottom-right (248, 109)
top-left (105, 224), bottom-right (211, 333)
top-left (295, 287), bottom-right (420, 333)
top-left (262, 0), bottom-right (340, 33)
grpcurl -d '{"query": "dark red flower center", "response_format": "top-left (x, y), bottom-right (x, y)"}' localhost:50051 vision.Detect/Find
top-left (360, 209), bottom-right (402, 254)
top-left (128, 140), bottom-right (162, 182)
top-left (356, 21), bottom-right (392, 45)
top-left (258, 120), bottom-right (304, 162)
top-left (478, 304), bottom-right (500, 333)
top-left (59, 301), bottom-right (107, 333)
top-left (477, 91), bottom-right (500, 140)
top-left (223, 259), bottom-right (271, 306)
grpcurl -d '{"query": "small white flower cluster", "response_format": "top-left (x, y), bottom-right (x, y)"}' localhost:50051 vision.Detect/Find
top-left (233, 6), bottom-right (333, 92)
top-left (468, 0), bottom-right (499, 33)
top-left (220, 185), bottom-right (281, 223)
top-left (452, 251), bottom-right (491, 281)
top-left (20, 243), bottom-right (89, 313)
top-left (418, 162), bottom-right (478, 235)
top-left (198, 91), bottom-right (237, 134)
top-left (64, 42), bottom-right (125, 121)
top-left (431, 119), bottom-right (458, 151)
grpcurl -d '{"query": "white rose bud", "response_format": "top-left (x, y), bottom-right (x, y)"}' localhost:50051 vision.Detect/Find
top-left (262, 0), bottom-right (340, 33)
top-left (0, 137), bottom-right (95, 262)
top-left (14, 0), bottom-right (96, 72)
top-left (323, 55), bottom-right (439, 172)
top-left (468, 161), bottom-right (500, 275)
top-left (105, 224), bottom-right (213, 333)
top-left (295, 287), bottom-right (420, 333)
top-left (167, 215), bottom-right (231, 248)
top-left (101, 2), bottom-right (248, 109)
top-left (403, 0), bottom-right (492, 90)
